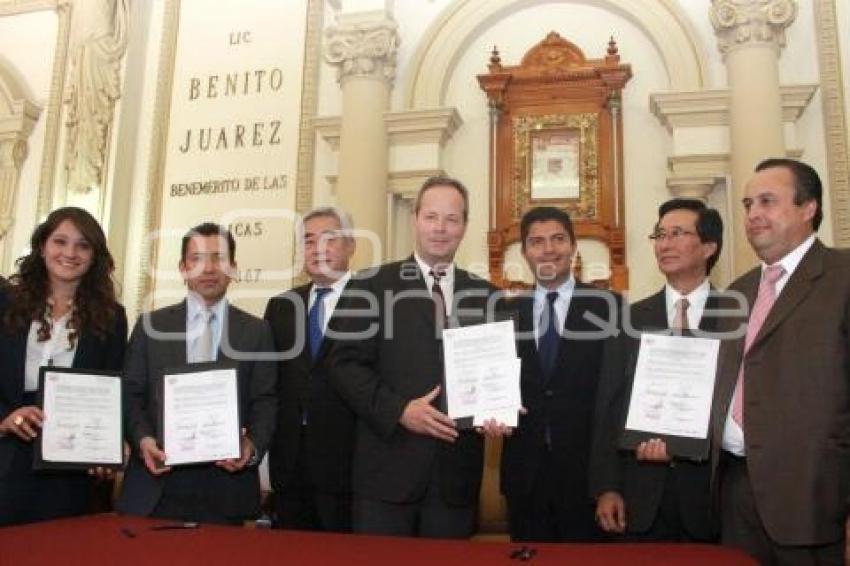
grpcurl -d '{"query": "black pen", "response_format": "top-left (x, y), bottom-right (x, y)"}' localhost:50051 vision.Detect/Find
top-left (149, 521), bottom-right (200, 531)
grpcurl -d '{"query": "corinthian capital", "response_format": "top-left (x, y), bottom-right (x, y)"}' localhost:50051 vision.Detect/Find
top-left (710, 0), bottom-right (797, 55)
top-left (325, 13), bottom-right (399, 85)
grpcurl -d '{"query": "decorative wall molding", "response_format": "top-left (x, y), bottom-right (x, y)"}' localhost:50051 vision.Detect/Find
top-left (404, 0), bottom-right (708, 108)
top-left (813, 0), bottom-right (850, 246)
top-left (135, 0), bottom-right (180, 315)
top-left (314, 107), bottom-right (462, 150)
top-left (665, 149), bottom-right (803, 199)
top-left (650, 84), bottom-right (817, 132)
top-left (710, 0), bottom-right (798, 56)
top-left (35, 0), bottom-right (72, 219)
top-left (0, 65), bottom-right (42, 271)
top-left (0, 0), bottom-right (57, 16)
top-left (294, 0), bottom-right (323, 220)
top-left (325, 11), bottom-right (399, 85)
top-left (325, 168), bottom-right (445, 200)
top-left (63, 0), bottom-right (129, 194)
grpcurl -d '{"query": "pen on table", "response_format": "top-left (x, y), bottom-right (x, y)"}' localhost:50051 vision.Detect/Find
top-left (149, 521), bottom-right (200, 531)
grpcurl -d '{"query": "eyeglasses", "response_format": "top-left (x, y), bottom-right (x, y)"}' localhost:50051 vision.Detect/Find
top-left (648, 228), bottom-right (698, 242)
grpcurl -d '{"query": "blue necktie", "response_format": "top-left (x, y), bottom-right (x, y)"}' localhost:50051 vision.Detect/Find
top-left (538, 291), bottom-right (560, 376)
top-left (308, 287), bottom-right (331, 360)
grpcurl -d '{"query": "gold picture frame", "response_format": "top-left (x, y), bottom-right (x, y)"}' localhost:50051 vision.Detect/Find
top-left (513, 112), bottom-right (599, 221)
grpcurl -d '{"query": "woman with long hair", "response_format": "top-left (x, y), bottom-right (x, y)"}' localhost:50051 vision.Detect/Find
top-left (0, 207), bottom-right (127, 526)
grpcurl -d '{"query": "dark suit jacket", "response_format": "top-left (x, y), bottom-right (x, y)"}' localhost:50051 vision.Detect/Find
top-left (328, 258), bottom-right (497, 505)
top-left (709, 240), bottom-right (850, 546)
top-left (500, 283), bottom-right (620, 509)
top-left (589, 287), bottom-right (721, 539)
top-left (0, 288), bottom-right (127, 477)
top-left (264, 282), bottom-right (356, 495)
top-left (116, 300), bottom-right (277, 518)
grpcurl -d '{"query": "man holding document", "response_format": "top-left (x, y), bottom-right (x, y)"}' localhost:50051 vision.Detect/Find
top-left (117, 223), bottom-right (276, 525)
top-left (500, 206), bottom-right (620, 542)
top-left (590, 198), bottom-right (724, 542)
top-left (328, 176), bottom-right (499, 538)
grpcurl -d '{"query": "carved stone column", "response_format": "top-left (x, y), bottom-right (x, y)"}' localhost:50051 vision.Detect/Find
top-left (711, 0), bottom-right (797, 274)
top-left (325, 11), bottom-right (399, 267)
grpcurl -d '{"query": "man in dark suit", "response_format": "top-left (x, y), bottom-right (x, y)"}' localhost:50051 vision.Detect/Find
top-left (117, 223), bottom-right (277, 525)
top-left (328, 176), bottom-right (497, 538)
top-left (499, 206), bottom-right (620, 542)
top-left (710, 158), bottom-right (849, 564)
top-left (591, 198), bottom-right (723, 542)
top-left (264, 207), bottom-right (357, 532)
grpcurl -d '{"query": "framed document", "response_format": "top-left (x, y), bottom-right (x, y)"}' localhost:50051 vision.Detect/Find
top-left (530, 128), bottom-right (580, 201)
top-left (619, 332), bottom-right (720, 459)
top-left (34, 367), bottom-right (123, 470)
top-left (159, 363), bottom-right (241, 466)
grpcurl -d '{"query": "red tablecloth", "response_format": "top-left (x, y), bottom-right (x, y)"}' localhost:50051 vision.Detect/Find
top-left (0, 514), bottom-right (757, 566)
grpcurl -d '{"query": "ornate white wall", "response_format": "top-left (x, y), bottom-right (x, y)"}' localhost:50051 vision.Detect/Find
top-left (0, 0), bottom-right (847, 316)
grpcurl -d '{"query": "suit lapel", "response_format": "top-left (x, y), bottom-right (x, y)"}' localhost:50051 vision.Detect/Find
top-left (398, 256), bottom-right (436, 329)
top-left (633, 288), bottom-right (668, 331)
top-left (8, 325), bottom-right (28, 403)
top-left (163, 301), bottom-right (189, 366)
top-left (750, 241), bottom-right (823, 352)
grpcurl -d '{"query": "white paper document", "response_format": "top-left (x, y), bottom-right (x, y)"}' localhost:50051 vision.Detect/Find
top-left (624, 334), bottom-right (720, 439)
top-left (162, 368), bottom-right (241, 466)
top-left (442, 320), bottom-right (521, 426)
top-left (41, 371), bottom-right (122, 465)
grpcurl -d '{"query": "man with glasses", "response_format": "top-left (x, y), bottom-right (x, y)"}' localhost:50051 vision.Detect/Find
top-left (591, 198), bottom-right (723, 542)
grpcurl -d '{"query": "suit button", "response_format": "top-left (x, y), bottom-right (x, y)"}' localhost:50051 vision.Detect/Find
top-left (545, 390), bottom-right (553, 397)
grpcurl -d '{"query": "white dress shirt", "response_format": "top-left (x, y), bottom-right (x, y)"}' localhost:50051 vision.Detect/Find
top-left (665, 279), bottom-right (710, 330)
top-left (24, 310), bottom-right (77, 392)
top-left (533, 277), bottom-right (575, 347)
top-left (721, 234), bottom-right (816, 456)
top-left (186, 293), bottom-right (227, 363)
top-left (414, 253), bottom-right (456, 316)
top-left (308, 271), bottom-right (352, 333)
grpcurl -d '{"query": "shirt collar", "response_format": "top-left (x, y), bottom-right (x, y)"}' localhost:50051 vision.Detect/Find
top-left (187, 293), bottom-right (227, 322)
top-left (313, 270), bottom-right (351, 296)
top-left (413, 252), bottom-right (455, 284)
top-left (534, 276), bottom-right (575, 303)
top-left (665, 278), bottom-right (710, 316)
top-left (763, 234), bottom-right (815, 278)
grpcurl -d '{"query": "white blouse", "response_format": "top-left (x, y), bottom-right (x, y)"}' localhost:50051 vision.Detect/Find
top-left (23, 311), bottom-right (77, 392)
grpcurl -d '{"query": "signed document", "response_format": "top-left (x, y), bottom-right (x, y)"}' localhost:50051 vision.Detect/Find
top-left (36, 368), bottom-right (123, 470)
top-left (161, 366), bottom-right (240, 466)
top-left (443, 320), bottom-right (521, 427)
top-left (621, 333), bottom-right (720, 459)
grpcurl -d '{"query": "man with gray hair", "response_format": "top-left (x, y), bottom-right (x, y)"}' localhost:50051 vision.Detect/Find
top-left (264, 206), bottom-right (358, 532)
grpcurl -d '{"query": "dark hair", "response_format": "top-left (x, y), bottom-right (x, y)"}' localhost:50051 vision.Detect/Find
top-left (657, 198), bottom-right (723, 275)
top-left (520, 206), bottom-right (576, 250)
top-left (755, 158), bottom-right (822, 230)
top-left (181, 223), bottom-right (236, 263)
top-left (3, 207), bottom-right (117, 344)
top-left (414, 176), bottom-right (469, 222)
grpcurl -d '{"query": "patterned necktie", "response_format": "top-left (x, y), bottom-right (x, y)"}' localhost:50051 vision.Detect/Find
top-left (672, 297), bottom-right (690, 330)
top-left (196, 309), bottom-right (215, 362)
top-left (430, 269), bottom-right (447, 328)
top-left (308, 287), bottom-right (332, 360)
top-left (538, 291), bottom-right (560, 376)
top-left (732, 264), bottom-right (785, 427)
